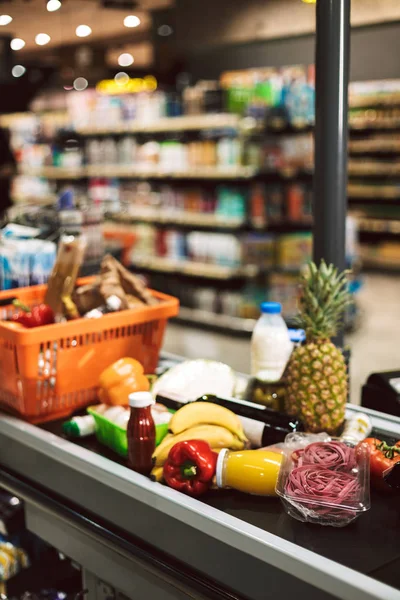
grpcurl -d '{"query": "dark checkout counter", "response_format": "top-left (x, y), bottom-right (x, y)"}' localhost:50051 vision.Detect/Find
top-left (0, 353), bottom-right (399, 600)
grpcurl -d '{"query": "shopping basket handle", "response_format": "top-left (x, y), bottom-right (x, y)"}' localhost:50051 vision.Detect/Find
top-left (0, 296), bottom-right (18, 307)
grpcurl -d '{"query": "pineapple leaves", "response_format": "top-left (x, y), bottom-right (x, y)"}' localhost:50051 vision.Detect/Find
top-left (295, 260), bottom-right (352, 340)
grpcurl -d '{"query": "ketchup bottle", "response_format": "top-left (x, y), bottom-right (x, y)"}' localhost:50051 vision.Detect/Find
top-left (127, 392), bottom-right (156, 475)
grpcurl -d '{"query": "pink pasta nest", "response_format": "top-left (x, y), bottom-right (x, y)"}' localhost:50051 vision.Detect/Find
top-left (292, 440), bottom-right (356, 471)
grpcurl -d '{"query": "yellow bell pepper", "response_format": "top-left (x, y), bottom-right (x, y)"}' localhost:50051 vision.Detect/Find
top-left (99, 358), bottom-right (150, 406)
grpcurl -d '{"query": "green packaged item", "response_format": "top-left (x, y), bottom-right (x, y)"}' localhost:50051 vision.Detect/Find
top-left (63, 415), bottom-right (96, 437)
top-left (87, 406), bottom-right (170, 458)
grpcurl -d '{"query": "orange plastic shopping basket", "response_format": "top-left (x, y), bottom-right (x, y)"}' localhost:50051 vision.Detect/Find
top-left (0, 277), bottom-right (179, 423)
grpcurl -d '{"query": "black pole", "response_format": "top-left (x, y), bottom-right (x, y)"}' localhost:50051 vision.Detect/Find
top-left (313, 0), bottom-right (351, 273)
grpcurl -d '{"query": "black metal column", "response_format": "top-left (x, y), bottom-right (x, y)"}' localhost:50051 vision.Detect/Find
top-left (313, 0), bottom-right (351, 272)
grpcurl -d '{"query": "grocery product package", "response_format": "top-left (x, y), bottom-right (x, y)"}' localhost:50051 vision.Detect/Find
top-left (45, 234), bottom-right (86, 316)
top-left (276, 432), bottom-right (371, 527)
top-left (0, 238), bottom-right (56, 290)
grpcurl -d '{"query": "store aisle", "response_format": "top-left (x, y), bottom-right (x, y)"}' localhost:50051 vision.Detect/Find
top-left (164, 274), bottom-right (400, 405)
top-left (346, 273), bottom-right (400, 402)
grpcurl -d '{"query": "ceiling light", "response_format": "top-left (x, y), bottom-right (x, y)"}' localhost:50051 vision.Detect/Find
top-left (118, 52), bottom-right (134, 67)
top-left (115, 72), bottom-right (129, 85)
top-left (124, 15), bottom-right (140, 28)
top-left (76, 25), bottom-right (92, 38)
top-left (0, 15), bottom-right (12, 26)
top-left (35, 33), bottom-right (51, 46)
top-left (12, 65), bottom-right (26, 78)
top-left (47, 0), bottom-right (62, 11)
top-left (73, 77), bottom-right (88, 91)
top-left (302, 0), bottom-right (316, 3)
top-left (10, 38), bottom-right (25, 51)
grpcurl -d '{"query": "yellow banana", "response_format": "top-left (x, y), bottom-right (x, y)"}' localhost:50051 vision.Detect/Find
top-left (169, 402), bottom-right (247, 442)
top-left (150, 466), bottom-right (164, 483)
top-left (153, 424), bottom-right (244, 467)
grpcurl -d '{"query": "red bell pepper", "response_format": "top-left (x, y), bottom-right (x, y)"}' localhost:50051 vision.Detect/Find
top-left (362, 437), bottom-right (400, 491)
top-left (163, 440), bottom-right (218, 497)
top-left (12, 300), bottom-right (55, 328)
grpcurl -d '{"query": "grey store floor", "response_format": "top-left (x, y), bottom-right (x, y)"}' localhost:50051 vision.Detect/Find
top-left (164, 273), bottom-right (400, 405)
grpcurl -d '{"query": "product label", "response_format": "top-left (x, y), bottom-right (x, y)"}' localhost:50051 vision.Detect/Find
top-left (238, 416), bottom-right (264, 447)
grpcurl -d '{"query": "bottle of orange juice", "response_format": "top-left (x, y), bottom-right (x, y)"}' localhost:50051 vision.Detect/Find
top-left (215, 449), bottom-right (282, 496)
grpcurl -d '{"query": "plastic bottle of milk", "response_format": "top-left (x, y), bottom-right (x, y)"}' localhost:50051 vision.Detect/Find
top-left (251, 302), bottom-right (293, 382)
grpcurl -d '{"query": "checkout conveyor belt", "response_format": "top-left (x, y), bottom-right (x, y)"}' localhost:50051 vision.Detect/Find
top-left (0, 354), bottom-right (399, 600)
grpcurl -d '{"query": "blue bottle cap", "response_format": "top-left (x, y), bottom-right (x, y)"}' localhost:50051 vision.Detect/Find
top-left (260, 302), bottom-right (282, 314)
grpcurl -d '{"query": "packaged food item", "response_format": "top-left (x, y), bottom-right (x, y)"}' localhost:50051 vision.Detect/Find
top-left (0, 542), bottom-right (29, 581)
top-left (99, 357), bottom-right (150, 406)
top-left (340, 413), bottom-right (372, 444)
top-left (45, 234), bottom-right (86, 317)
top-left (63, 404), bottom-right (108, 437)
top-left (127, 391), bottom-right (156, 475)
top-left (251, 302), bottom-right (293, 382)
top-left (103, 253), bottom-right (157, 306)
top-left (72, 254), bottom-right (156, 317)
top-left (152, 402), bottom-right (172, 425)
top-left (0, 237), bottom-right (56, 290)
top-left (72, 282), bottom-right (104, 315)
top-left (151, 359), bottom-right (236, 403)
top-left (63, 414), bottom-right (96, 437)
top-left (163, 440), bottom-right (218, 496)
top-left (276, 432), bottom-right (371, 527)
top-left (104, 405), bottom-right (129, 428)
top-left (216, 449), bottom-right (282, 496)
top-left (84, 294), bottom-right (122, 318)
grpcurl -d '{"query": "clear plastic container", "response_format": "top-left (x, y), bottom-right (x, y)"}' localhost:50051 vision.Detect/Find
top-left (276, 432), bottom-right (371, 527)
top-left (251, 302), bottom-right (293, 382)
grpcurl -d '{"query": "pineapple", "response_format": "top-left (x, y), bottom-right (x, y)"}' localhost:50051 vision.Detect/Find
top-left (285, 260), bottom-right (351, 434)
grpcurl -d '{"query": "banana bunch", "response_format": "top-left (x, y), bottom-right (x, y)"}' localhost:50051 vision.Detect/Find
top-left (151, 402), bottom-right (247, 481)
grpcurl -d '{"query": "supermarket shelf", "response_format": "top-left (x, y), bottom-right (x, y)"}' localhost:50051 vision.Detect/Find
top-left (349, 119), bottom-right (400, 132)
top-left (85, 164), bottom-right (259, 179)
top-left (358, 218), bottom-right (400, 235)
top-left (18, 165), bottom-right (85, 179)
top-left (349, 94), bottom-right (400, 109)
top-left (17, 164), bottom-right (314, 181)
top-left (348, 184), bottom-right (400, 200)
top-left (109, 212), bottom-right (246, 230)
top-left (130, 257), bottom-right (259, 279)
top-left (17, 164), bottom-right (258, 180)
top-left (360, 256), bottom-right (400, 272)
top-left (265, 118), bottom-right (313, 134)
top-left (174, 307), bottom-right (257, 336)
top-left (348, 161), bottom-right (400, 177)
top-left (109, 212), bottom-right (312, 232)
top-left (349, 141), bottom-right (400, 155)
top-left (76, 113), bottom-right (242, 135)
top-left (76, 115), bottom-right (315, 137)
top-left (11, 194), bottom-right (57, 205)
top-left (176, 306), bottom-right (358, 336)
